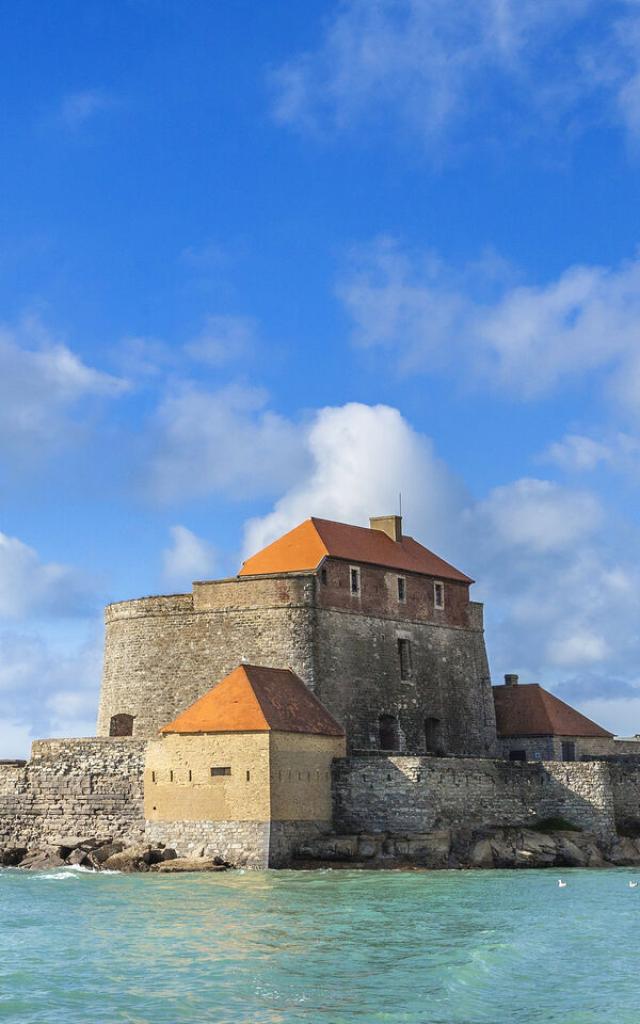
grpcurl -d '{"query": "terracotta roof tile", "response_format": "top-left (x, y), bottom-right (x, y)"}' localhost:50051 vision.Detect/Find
top-left (160, 664), bottom-right (345, 737)
top-left (239, 517), bottom-right (472, 583)
top-left (493, 683), bottom-right (613, 739)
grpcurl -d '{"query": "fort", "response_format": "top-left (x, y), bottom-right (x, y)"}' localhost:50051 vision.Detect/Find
top-left (2, 513), bottom-right (640, 869)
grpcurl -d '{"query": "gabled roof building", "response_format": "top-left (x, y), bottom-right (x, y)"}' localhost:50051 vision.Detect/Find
top-left (98, 513), bottom-right (497, 757)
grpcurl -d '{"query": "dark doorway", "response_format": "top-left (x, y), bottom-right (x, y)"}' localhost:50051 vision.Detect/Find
top-left (379, 714), bottom-right (400, 751)
top-left (109, 713), bottom-right (134, 737)
top-left (561, 741), bottom-right (576, 762)
top-left (424, 717), bottom-right (444, 755)
top-left (509, 749), bottom-right (527, 762)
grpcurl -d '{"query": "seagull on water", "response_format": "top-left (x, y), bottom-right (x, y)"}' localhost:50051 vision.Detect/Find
top-left (629, 881), bottom-right (638, 888)
top-left (557, 879), bottom-right (567, 888)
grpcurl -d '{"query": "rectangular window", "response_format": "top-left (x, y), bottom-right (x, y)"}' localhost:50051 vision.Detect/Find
top-left (509, 749), bottom-right (527, 762)
top-left (169, 770), bottom-right (174, 782)
top-left (320, 566), bottom-right (328, 585)
top-left (350, 566), bottom-right (361, 595)
top-left (434, 581), bottom-right (445, 609)
top-left (188, 770), bottom-right (192, 782)
top-left (151, 771), bottom-right (156, 784)
top-left (397, 576), bottom-right (406, 602)
top-left (210, 766), bottom-right (231, 777)
top-left (398, 638), bottom-right (412, 680)
top-left (246, 770), bottom-right (251, 782)
top-left (561, 741), bottom-right (576, 763)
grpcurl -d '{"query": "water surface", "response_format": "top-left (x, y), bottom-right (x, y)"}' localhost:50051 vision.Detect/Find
top-left (0, 866), bottom-right (637, 1023)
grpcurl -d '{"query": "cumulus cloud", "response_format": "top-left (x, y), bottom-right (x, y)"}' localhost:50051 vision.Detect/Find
top-left (0, 628), bottom-right (102, 757)
top-left (243, 402), bottom-right (467, 557)
top-left (340, 238), bottom-right (640, 405)
top-left (163, 526), bottom-right (216, 588)
top-left (541, 431), bottom-right (640, 473)
top-left (271, 0), bottom-right (640, 148)
top-left (0, 318), bottom-right (127, 458)
top-left (245, 402), bottom-right (640, 729)
top-left (0, 531), bottom-right (97, 620)
top-left (146, 382), bottom-right (308, 502)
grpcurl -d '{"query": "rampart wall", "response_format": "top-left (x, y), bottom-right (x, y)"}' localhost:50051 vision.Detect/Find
top-left (332, 756), bottom-right (619, 839)
top-left (0, 738), bottom-right (146, 848)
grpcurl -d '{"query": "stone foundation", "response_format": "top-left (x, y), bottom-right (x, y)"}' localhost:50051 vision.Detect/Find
top-left (144, 819), bottom-right (331, 868)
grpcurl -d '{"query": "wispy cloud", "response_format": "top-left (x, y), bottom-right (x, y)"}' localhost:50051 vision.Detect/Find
top-left (339, 238), bottom-right (640, 405)
top-left (56, 89), bottom-right (116, 130)
top-left (162, 525), bottom-right (216, 588)
top-left (271, 0), bottom-right (640, 151)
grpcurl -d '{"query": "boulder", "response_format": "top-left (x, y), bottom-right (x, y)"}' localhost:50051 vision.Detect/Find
top-left (607, 837), bottom-right (640, 866)
top-left (161, 848), bottom-right (177, 861)
top-left (469, 838), bottom-right (494, 868)
top-left (516, 830), bottom-right (558, 867)
top-left (0, 848), bottom-right (27, 866)
top-left (66, 848), bottom-right (91, 867)
top-left (555, 835), bottom-right (589, 868)
top-left (154, 858), bottom-right (230, 873)
top-left (406, 831), bottom-right (450, 867)
top-left (88, 842), bottom-right (126, 865)
top-left (102, 845), bottom-right (151, 872)
top-left (356, 837), bottom-right (378, 859)
top-left (19, 849), bottom-right (66, 870)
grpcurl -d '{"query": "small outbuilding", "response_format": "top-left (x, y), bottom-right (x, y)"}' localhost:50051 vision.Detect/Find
top-left (144, 664), bottom-right (346, 867)
top-left (493, 674), bottom-right (613, 762)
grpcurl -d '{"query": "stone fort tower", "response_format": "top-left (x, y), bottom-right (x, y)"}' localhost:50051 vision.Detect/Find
top-left (97, 515), bottom-right (497, 755)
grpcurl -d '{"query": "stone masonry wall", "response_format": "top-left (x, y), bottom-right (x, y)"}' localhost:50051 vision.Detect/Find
top-left (145, 818), bottom-right (329, 868)
top-left (333, 756), bottom-right (617, 839)
top-left (609, 764), bottom-right (640, 830)
top-left (0, 738), bottom-right (146, 848)
top-left (98, 576), bottom-right (317, 738)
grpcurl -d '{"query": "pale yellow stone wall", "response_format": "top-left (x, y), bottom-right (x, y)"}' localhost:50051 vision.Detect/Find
top-left (269, 732), bottom-right (346, 821)
top-left (144, 730), bottom-right (346, 825)
top-left (144, 733), bottom-right (271, 822)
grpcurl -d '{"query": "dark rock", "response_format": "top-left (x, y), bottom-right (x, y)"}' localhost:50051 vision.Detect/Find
top-left (161, 848), bottom-right (177, 861)
top-left (90, 842), bottom-right (125, 865)
top-left (154, 858), bottom-right (230, 873)
top-left (19, 849), bottom-right (66, 870)
top-left (0, 848), bottom-right (27, 866)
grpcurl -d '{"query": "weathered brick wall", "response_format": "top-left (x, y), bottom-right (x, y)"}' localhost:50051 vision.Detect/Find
top-left (0, 738), bottom-right (146, 848)
top-left (314, 607), bottom-right (495, 754)
top-left (333, 757), bottom-right (616, 838)
top-left (97, 577), bottom-right (317, 738)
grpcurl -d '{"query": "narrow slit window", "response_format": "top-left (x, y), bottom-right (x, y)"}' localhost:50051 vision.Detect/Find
top-left (188, 770), bottom-right (192, 782)
top-left (151, 771), bottom-right (156, 784)
top-left (320, 566), bottom-right (328, 585)
top-left (169, 770), bottom-right (174, 782)
top-left (350, 566), bottom-right (361, 595)
top-left (398, 638), bottom-right (412, 680)
top-left (397, 577), bottom-right (406, 602)
top-left (210, 766), bottom-right (231, 777)
top-left (246, 770), bottom-right (251, 782)
top-left (434, 581), bottom-right (445, 610)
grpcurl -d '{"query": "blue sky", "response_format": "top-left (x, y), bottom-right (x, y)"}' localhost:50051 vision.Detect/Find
top-left (3, 0), bottom-right (640, 754)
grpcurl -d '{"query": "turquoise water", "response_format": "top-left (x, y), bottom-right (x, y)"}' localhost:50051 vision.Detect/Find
top-left (0, 866), bottom-right (639, 1023)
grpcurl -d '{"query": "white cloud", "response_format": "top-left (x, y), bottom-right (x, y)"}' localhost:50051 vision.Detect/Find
top-left (245, 402), bottom-right (640, 731)
top-left (271, 0), bottom-right (639, 148)
top-left (185, 314), bottom-right (257, 366)
top-left (163, 526), bottom-right (216, 588)
top-left (0, 317), bottom-right (127, 457)
top-left (243, 402), bottom-right (467, 557)
top-left (0, 531), bottom-right (97, 620)
top-left (147, 382), bottom-right (308, 502)
top-left (56, 90), bottom-right (115, 130)
top-left (340, 239), bottom-right (640, 405)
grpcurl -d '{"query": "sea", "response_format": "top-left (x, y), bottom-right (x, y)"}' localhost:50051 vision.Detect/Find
top-left (0, 865), bottom-right (638, 1024)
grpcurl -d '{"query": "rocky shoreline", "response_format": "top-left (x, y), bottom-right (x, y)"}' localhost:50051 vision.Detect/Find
top-left (0, 838), bottom-right (231, 873)
top-left (3, 826), bottom-right (640, 873)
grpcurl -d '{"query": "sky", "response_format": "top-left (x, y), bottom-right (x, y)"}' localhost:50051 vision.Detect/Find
top-left (2, 0), bottom-right (640, 756)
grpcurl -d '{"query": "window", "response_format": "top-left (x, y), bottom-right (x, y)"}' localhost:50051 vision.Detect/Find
top-left (109, 713), bottom-right (134, 737)
top-left (397, 577), bottom-right (406, 602)
top-left (509, 749), bottom-right (527, 762)
top-left (350, 566), bottom-right (361, 595)
top-left (151, 771), bottom-right (156, 784)
top-left (246, 770), bottom-right (251, 782)
top-left (210, 766), bottom-right (231, 777)
top-left (425, 717), bottom-right (444, 755)
top-left (320, 566), bottom-right (328, 585)
top-left (169, 770), bottom-right (174, 782)
top-left (433, 581), bottom-right (445, 610)
top-left (561, 741), bottom-right (576, 763)
top-left (398, 638), bottom-right (412, 680)
top-left (379, 714), bottom-right (400, 751)
top-left (188, 770), bottom-right (192, 782)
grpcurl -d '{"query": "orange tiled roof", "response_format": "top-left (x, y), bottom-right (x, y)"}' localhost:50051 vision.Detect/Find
top-left (493, 683), bottom-right (613, 739)
top-left (239, 517), bottom-right (472, 583)
top-left (160, 664), bottom-right (345, 737)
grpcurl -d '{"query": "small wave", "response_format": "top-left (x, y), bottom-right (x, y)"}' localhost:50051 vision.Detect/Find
top-left (38, 873), bottom-right (79, 881)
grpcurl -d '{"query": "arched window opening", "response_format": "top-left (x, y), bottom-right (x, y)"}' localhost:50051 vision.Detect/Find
top-left (109, 713), bottom-right (134, 737)
top-left (379, 714), bottom-right (400, 751)
top-left (425, 717), bottom-right (444, 755)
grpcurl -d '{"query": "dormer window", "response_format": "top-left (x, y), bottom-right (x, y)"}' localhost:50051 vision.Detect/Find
top-left (350, 566), bottom-right (361, 596)
top-left (397, 577), bottom-right (406, 602)
top-left (434, 581), bottom-right (445, 610)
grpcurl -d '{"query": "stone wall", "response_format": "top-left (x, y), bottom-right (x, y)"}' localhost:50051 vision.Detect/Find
top-left (0, 738), bottom-right (146, 848)
top-left (332, 756), bottom-right (617, 839)
top-left (609, 763), bottom-right (640, 831)
top-left (145, 818), bottom-right (329, 868)
top-left (97, 577), bottom-right (317, 738)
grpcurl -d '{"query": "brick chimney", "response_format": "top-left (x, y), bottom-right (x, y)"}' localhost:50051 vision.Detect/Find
top-left (369, 515), bottom-right (402, 542)
top-left (504, 674), bottom-right (519, 687)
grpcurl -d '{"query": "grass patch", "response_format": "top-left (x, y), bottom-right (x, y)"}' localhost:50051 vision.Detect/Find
top-left (530, 816), bottom-right (582, 833)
